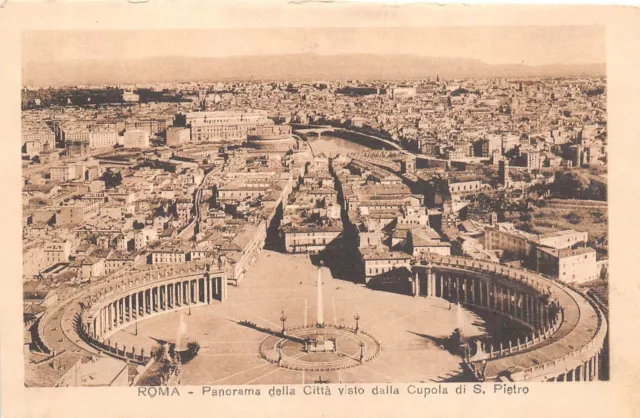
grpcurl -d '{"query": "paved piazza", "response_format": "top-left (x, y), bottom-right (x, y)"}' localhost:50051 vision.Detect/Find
top-left (112, 251), bottom-right (503, 385)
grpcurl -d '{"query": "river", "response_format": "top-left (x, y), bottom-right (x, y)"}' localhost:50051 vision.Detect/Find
top-left (306, 134), bottom-right (372, 157)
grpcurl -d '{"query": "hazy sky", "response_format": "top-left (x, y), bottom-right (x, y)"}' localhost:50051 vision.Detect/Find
top-left (22, 26), bottom-right (605, 66)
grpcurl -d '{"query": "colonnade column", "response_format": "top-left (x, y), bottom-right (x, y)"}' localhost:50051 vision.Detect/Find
top-left (529, 295), bottom-right (535, 326)
top-left (536, 299), bottom-right (542, 329)
top-left (429, 270), bottom-right (436, 297)
top-left (485, 281), bottom-right (490, 308)
top-left (492, 285), bottom-right (497, 311)
top-left (143, 290), bottom-right (148, 316)
top-left (470, 278), bottom-right (476, 304)
top-left (174, 283), bottom-right (179, 306)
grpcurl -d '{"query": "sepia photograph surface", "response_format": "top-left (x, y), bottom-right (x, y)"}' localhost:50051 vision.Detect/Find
top-left (20, 25), bottom-right (610, 389)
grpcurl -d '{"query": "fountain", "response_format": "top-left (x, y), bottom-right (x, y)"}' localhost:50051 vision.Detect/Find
top-left (174, 313), bottom-right (188, 354)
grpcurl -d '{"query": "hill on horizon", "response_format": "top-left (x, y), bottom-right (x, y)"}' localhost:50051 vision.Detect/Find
top-left (22, 54), bottom-right (606, 87)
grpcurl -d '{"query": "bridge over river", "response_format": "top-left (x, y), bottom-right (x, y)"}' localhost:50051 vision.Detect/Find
top-left (293, 125), bottom-right (489, 168)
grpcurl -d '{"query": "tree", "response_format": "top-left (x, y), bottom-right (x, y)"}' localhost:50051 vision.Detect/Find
top-left (552, 171), bottom-right (590, 199)
top-left (599, 264), bottom-right (608, 281)
top-left (102, 170), bottom-right (123, 189)
top-left (564, 211), bottom-right (581, 225)
top-left (519, 212), bottom-right (532, 223)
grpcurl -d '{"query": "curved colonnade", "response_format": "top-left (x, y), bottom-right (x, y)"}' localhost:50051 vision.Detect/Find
top-left (36, 261), bottom-right (227, 365)
top-left (411, 254), bottom-right (608, 382)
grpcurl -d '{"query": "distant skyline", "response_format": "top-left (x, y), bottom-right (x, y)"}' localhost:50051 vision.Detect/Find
top-left (23, 26), bottom-right (605, 67)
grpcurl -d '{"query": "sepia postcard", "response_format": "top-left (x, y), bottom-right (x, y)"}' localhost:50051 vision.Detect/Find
top-left (1, 2), bottom-right (639, 418)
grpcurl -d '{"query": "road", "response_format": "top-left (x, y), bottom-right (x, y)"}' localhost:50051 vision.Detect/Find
top-left (177, 165), bottom-right (221, 240)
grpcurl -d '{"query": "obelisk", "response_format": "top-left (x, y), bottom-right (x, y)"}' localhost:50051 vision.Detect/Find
top-left (316, 263), bottom-right (326, 348)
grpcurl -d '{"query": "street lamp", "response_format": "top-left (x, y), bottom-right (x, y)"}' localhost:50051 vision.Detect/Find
top-left (354, 313), bottom-right (360, 334)
top-left (280, 310), bottom-right (287, 336)
top-left (359, 341), bottom-right (365, 363)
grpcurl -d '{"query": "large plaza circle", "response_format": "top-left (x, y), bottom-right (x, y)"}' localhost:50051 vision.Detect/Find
top-left (258, 325), bottom-right (381, 371)
top-left (111, 251), bottom-right (527, 385)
